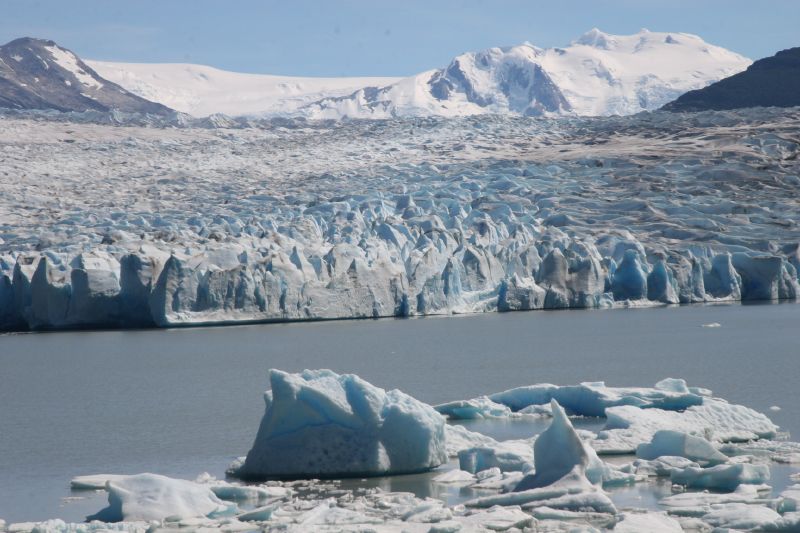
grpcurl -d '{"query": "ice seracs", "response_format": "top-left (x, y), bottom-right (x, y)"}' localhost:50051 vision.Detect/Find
top-left (233, 369), bottom-right (447, 479)
top-left (1, 109), bottom-right (799, 331)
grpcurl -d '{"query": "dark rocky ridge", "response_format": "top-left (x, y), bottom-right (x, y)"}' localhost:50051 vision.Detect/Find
top-left (663, 47), bottom-right (800, 111)
top-left (0, 37), bottom-right (174, 115)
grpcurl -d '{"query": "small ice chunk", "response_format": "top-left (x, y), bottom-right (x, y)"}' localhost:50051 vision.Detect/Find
top-left (636, 430), bottom-right (728, 465)
top-left (614, 511), bottom-right (682, 532)
top-left (435, 396), bottom-right (512, 419)
top-left (779, 484), bottom-right (800, 513)
top-left (770, 405), bottom-right (782, 412)
top-left (702, 502), bottom-right (781, 530)
top-left (86, 473), bottom-right (238, 522)
top-left (670, 463), bottom-right (770, 491)
top-left (701, 322), bottom-right (721, 328)
top-left (70, 474), bottom-right (128, 490)
top-left (458, 507), bottom-right (534, 530)
top-left (433, 469), bottom-right (475, 483)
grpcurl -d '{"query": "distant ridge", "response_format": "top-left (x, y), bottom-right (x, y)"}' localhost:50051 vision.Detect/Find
top-left (0, 37), bottom-right (174, 115)
top-left (663, 47), bottom-right (800, 111)
top-left (89, 29), bottom-right (750, 119)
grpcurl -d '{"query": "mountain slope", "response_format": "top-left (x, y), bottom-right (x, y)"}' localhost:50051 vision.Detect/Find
top-left (663, 47), bottom-right (800, 111)
top-left (303, 29), bottom-right (751, 119)
top-left (0, 38), bottom-right (173, 115)
top-left (87, 61), bottom-right (401, 118)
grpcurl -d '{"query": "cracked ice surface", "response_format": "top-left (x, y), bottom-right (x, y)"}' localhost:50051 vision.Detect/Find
top-left (1, 107), bottom-right (799, 330)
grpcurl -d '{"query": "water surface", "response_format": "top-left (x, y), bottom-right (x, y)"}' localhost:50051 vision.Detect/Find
top-left (1, 303), bottom-right (798, 522)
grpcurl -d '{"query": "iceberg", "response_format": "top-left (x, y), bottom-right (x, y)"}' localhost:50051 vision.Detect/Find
top-left (670, 463), bottom-right (770, 491)
top-left (515, 400), bottom-right (591, 490)
top-left (636, 430), bottom-right (729, 465)
top-left (465, 401), bottom-right (617, 515)
top-left (434, 397), bottom-right (512, 420)
top-left (487, 379), bottom-right (703, 417)
top-left (233, 369), bottom-right (447, 479)
top-left (84, 473), bottom-right (237, 522)
top-left (593, 398), bottom-right (778, 453)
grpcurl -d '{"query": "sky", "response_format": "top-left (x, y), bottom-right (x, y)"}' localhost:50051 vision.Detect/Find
top-left (2, 0), bottom-right (798, 77)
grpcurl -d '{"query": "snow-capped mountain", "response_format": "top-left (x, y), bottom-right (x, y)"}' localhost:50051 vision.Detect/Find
top-left (87, 61), bottom-right (401, 118)
top-left (0, 38), bottom-right (172, 115)
top-left (304, 29), bottom-right (752, 119)
top-left (2, 30), bottom-right (752, 119)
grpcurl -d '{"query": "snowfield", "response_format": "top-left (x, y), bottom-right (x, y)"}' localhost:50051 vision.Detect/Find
top-left (87, 60), bottom-right (401, 118)
top-left (0, 107), bottom-right (799, 331)
top-left (87, 29), bottom-right (750, 119)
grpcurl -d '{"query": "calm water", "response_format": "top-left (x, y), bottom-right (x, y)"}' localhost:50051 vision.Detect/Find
top-left (1, 303), bottom-right (798, 522)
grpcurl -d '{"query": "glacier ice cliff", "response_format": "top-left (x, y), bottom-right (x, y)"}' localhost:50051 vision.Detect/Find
top-left (0, 107), bottom-right (799, 330)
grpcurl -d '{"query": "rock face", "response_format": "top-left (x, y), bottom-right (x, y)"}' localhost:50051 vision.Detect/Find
top-left (234, 369), bottom-right (447, 479)
top-left (663, 47), bottom-right (800, 111)
top-left (0, 37), bottom-right (173, 114)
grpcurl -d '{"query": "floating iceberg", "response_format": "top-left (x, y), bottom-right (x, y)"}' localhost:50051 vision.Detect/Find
top-left (487, 379), bottom-right (704, 417)
top-left (465, 401), bottom-right (618, 516)
top-left (594, 398), bottom-right (778, 453)
top-left (636, 430), bottom-right (728, 465)
top-left (670, 463), bottom-right (770, 491)
top-left (435, 396), bottom-right (512, 419)
top-left (83, 473), bottom-right (237, 522)
top-left (233, 369), bottom-right (447, 479)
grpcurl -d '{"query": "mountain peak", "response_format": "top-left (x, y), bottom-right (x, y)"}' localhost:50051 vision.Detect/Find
top-left (0, 37), bottom-right (174, 115)
top-left (574, 28), bottom-right (616, 49)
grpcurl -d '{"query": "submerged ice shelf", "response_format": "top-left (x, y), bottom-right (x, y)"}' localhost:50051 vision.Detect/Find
top-left (1, 108), bottom-right (799, 330)
top-left (5, 372), bottom-right (800, 532)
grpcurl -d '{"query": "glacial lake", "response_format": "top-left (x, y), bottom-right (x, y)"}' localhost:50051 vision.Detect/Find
top-left (1, 302), bottom-right (799, 522)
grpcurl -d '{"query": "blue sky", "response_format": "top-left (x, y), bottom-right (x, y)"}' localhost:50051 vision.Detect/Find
top-left (2, 0), bottom-right (797, 76)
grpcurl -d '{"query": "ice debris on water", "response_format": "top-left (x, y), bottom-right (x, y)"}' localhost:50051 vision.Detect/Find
top-left (1, 107), bottom-right (800, 331)
top-left (14, 373), bottom-right (800, 532)
top-left (83, 473), bottom-right (238, 522)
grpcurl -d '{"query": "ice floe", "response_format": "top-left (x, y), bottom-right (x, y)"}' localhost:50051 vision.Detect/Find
top-left (82, 473), bottom-right (238, 522)
top-left (11, 374), bottom-right (800, 532)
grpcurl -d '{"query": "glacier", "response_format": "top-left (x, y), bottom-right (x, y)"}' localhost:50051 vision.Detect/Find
top-left (0, 106), bottom-right (799, 331)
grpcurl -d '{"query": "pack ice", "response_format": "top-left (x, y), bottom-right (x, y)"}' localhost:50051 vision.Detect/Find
top-left (1, 107), bottom-right (799, 331)
top-left (233, 369), bottom-right (447, 479)
top-left (7, 373), bottom-right (800, 532)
